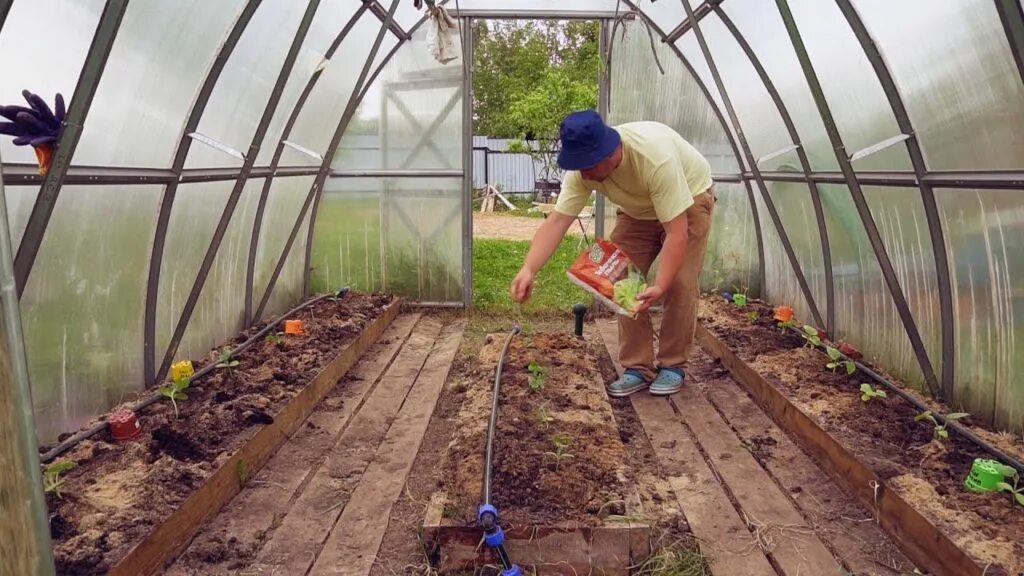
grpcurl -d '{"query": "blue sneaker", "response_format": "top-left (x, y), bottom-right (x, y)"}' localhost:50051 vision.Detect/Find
top-left (607, 368), bottom-right (650, 397)
top-left (649, 367), bottom-right (685, 396)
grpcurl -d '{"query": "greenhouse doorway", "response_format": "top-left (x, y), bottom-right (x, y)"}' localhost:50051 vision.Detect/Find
top-left (462, 12), bottom-right (611, 310)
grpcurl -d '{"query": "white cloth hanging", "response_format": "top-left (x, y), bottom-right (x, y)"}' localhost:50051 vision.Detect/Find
top-left (427, 5), bottom-right (458, 64)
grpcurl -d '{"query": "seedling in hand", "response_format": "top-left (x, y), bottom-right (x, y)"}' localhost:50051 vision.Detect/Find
top-left (915, 410), bottom-right (969, 440)
top-left (826, 346), bottom-right (856, 375)
top-left (159, 377), bottom-right (191, 418)
top-left (546, 434), bottom-right (574, 471)
top-left (44, 460), bottom-right (76, 498)
top-left (528, 360), bottom-right (548, 392)
top-left (859, 383), bottom-right (887, 402)
top-left (802, 325), bottom-right (822, 348)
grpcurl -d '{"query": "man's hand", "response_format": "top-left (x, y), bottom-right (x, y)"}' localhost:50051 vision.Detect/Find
top-left (635, 285), bottom-right (664, 313)
top-left (510, 268), bottom-right (535, 303)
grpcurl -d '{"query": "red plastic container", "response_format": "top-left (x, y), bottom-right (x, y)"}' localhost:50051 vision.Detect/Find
top-left (109, 409), bottom-right (141, 441)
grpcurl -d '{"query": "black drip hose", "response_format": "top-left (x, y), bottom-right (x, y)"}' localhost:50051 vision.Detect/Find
top-left (788, 325), bottom-right (1024, 475)
top-left (39, 288), bottom-right (351, 464)
top-left (483, 325), bottom-right (521, 506)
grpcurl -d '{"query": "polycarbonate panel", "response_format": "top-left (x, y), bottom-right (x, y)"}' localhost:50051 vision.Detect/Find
top-left (288, 16), bottom-right (398, 157)
top-left (609, 22), bottom-right (739, 174)
top-left (753, 182), bottom-right (826, 326)
top-left (817, 184), bottom-right (933, 390)
top-left (673, 34), bottom-right (745, 171)
top-left (155, 180), bottom-right (234, 362)
top-left (263, 210), bottom-right (311, 318)
top-left (3, 187), bottom-right (35, 255)
top-left (718, 0), bottom-right (838, 171)
top-left (699, 14), bottom-right (797, 170)
top-left (786, 0), bottom-right (910, 171)
top-left (74, 1), bottom-right (243, 167)
top-left (20, 185), bottom-right (161, 443)
top-left (253, 176), bottom-right (316, 313)
top-left (937, 188), bottom-right (1024, 433)
top-left (256, 1), bottom-right (366, 165)
top-left (0, 0), bottom-right (104, 165)
top-left (184, 0), bottom-right (309, 169)
top-left (855, 0), bottom-right (1024, 170)
top-left (310, 178), bottom-right (463, 302)
top-left (392, 0), bottom-right (427, 34)
top-left (700, 183), bottom-right (760, 296)
top-left (334, 24), bottom-right (463, 171)
top-left (637, 0), bottom-right (685, 35)
top-left (169, 179), bottom-right (261, 367)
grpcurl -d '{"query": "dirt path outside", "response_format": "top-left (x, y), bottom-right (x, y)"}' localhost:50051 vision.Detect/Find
top-left (473, 212), bottom-right (544, 241)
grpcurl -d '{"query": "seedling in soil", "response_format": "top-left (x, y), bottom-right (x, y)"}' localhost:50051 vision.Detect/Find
top-left (43, 460), bottom-right (77, 498)
top-left (997, 474), bottom-right (1024, 507)
top-left (825, 346), bottom-right (856, 375)
top-left (545, 434), bottom-right (574, 471)
top-left (528, 360), bottom-right (548, 392)
top-left (746, 310), bottom-right (759, 323)
top-left (859, 383), bottom-right (888, 402)
top-left (773, 305), bottom-right (795, 331)
top-left (533, 401), bottom-right (554, 428)
top-left (216, 351), bottom-right (240, 372)
top-left (802, 325), bottom-right (822, 348)
top-left (159, 377), bottom-right (191, 418)
top-left (915, 410), bottom-right (969, 440)
top-left (266, 332), bottom-right (281, 345)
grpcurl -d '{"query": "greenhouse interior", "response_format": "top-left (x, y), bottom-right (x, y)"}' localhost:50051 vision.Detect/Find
top-left (2, 0), bottom-right (1023, 575)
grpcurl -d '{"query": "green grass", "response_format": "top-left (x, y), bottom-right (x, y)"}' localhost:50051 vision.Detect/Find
top-left (635, 545), bottom-right (710, 576)
top-left (473, 237), bottom-right (592, 312)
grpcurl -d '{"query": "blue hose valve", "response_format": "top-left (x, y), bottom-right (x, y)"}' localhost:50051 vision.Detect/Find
top-left (336, 286), bottom-right (350, 298)
top-left (501, 565), bottom-right (523, 576)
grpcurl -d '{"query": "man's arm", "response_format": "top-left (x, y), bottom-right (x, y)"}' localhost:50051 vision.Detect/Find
top-left (636, 213), bottom-right (688, 311)
top-left (510, 212), bottom-right (575, 302)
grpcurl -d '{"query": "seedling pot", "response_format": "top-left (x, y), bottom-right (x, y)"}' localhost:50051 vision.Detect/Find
top-left (171, 360), bottom-right (195, 381)
top-left (965, 459), bottom-right (1007, 492)
top-left (284, 320), bottom-right (305, 335)
top-left (109, 409), bottom-right (141, 441)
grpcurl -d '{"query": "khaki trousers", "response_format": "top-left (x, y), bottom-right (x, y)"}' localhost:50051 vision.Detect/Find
top-left (609, 189), bottom-right (715, 381)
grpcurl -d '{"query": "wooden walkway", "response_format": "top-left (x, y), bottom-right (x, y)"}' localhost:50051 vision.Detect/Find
top-left (595, 319), bottom-right (911, 576)
top-left (166, 314), bottom-right (466, 576)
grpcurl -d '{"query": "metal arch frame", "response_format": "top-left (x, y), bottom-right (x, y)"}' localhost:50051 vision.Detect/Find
top-left (143, 0), bottom-right (264, 387)
top-left (154, 0), bottom-right (323, 385)
top-left (774, 0), bottom-right (942, 399)
top-left (714, 6), bottom-right (836, 335)
top-left (664, 0), bottom-right (720, 43)
top-left (13, 0), bottom-right (129, 296)
top-left (0, 0), bottom-right (12, 35)
top-left (621, 1), bottom-right (767, 296)
top-left (243, 2), bottom-right (370, 327)
top-left (595, 19), bottom-right (610, 240)
top-left (995, 0), bottom-right (1024, 87)
top-left (835, 0), bottom-right (956, 401)
top-left (252, 0), bottom-right (401, 323)
top-left (675, 0), bottom-right (827, 328)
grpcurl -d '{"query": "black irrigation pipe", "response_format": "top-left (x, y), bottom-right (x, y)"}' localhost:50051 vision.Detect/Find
top-left (39, 287), bottom-right (350, 464)
top-left (785, 325), bottom-right (1024, 476)
top-left (482, 325), bottom-right (521, 506)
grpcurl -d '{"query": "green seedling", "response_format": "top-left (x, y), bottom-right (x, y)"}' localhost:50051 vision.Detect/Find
top-left (996, 474), bottom-right (1024, 507)
top-left (802, 324), bottom-right (821, 348)
top-left (266, 332), bottom-right (281, 345)
top-left (777, 319), bottom-right (795, 331)
top-left (825, 346), bottom-right (856, 375)
top-left (528, 360), bottom-right (548, 392)
top-left (915, 410), bottom-right (969, 440)
top-left (859, 383), bottom-right (887, 402)
top-left (545, 434), bottom-right (574, 471)
top-left (44, 460), bottom-right (77, 498)
top-left (746, 310), bottom-right (759, 323)
top-left (533, 401), bottom-right (554, 428)
top-left (159, 377), bottom-right (191, 418)
top-left (216, 350), bottom-right (240, 371)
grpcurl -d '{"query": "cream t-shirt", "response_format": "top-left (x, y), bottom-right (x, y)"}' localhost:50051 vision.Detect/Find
top-left (554, 121), bottom-right (713, 222)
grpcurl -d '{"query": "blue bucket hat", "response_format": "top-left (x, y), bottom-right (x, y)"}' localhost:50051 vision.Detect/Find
top-left (557, 110), bottom-right (621, 171)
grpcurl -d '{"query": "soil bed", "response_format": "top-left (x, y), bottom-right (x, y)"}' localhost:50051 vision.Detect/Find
top-left (700, 295), bottom-right (1024, 574)
top-left (442, 331), bottom-right (632, 527)
top-left (42, 292), bottom-right (393, 576)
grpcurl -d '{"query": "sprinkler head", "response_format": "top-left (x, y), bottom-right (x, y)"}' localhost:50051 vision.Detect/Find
top-left (572, 303), bottom-right (587, 337)
top-left (511, 324), bottom-right (522, 335)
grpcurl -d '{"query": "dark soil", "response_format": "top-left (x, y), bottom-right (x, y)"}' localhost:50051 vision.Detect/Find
top-left (41, 292), bottom-right (392, 576)
top-left (442, 332), bottom-right (632, 527)
top-left (700, 295), bottom-right (1024, 574)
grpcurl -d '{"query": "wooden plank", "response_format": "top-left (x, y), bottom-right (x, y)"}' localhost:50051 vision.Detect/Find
top-left (309, 319), bottom-right (467, 576)
top-left (255, 315), bottom-right (444, 574)
top-left (696, 325), bottom-right (984, 576)
top-left (165, 313), bottom-right (422, 575)
top-left (704, 377), bottom-right (913, 575)
top-left (594, 320), bottom-right (776, 576)
top-left (671, 386), bottom-right (840, 574)
top-left (109, 298), bottom-right (401, 576)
